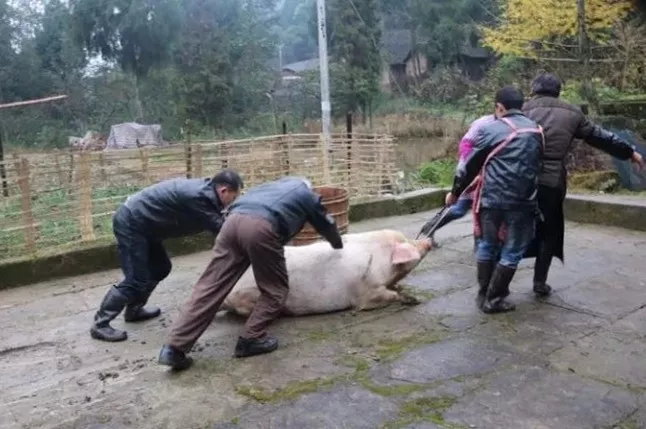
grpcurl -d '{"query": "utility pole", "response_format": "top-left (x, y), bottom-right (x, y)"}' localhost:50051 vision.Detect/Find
top-left (316, 0), bottom-right (332, 181)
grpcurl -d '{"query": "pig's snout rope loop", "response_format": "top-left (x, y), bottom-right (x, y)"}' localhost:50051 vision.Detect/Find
top-left (415, 206), bottom-right (451, 241)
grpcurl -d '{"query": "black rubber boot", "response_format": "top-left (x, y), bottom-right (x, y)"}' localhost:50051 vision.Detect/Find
top-left (90, 286), bottom-right (129, 342)
top-left (234, 335), bottom-right (279, 358)
top-left (476, 261), bottom-right (495, 310)
top-left (483, 264), bottom-right (517, 314)
top-left (158, 344), bottom-right (194, 371)
top-left (124, 286), bottom-right (161, 322)
top-left (533, 243), bottom-right (553, 297)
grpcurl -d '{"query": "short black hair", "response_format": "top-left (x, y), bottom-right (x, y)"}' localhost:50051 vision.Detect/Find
top-left (212, 168), bottom-right (244, 190)
top-left (495, 85), bottom-right (525, 110)
top-left (531, 73), bottom-right (561, 97)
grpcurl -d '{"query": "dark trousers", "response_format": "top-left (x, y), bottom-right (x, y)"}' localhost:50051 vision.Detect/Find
top-left (113, 205), bottom-right (172, 303)
top-left (168, 213), bottom-right (289, 353)
top-left (476, 208), bottom-right (535, 269)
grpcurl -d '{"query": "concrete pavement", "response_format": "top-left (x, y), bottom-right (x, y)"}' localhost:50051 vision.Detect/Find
top-left (2, 209), bottom-right (646, 429)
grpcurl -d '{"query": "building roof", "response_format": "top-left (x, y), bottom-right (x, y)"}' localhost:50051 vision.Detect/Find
top-left (382, 29), bottom-right (413, 64)
top-left (282, 58), bottom-right (320, 73)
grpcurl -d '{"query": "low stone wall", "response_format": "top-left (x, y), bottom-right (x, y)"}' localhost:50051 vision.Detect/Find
top-left (1, 187), bottom-right (645, 290)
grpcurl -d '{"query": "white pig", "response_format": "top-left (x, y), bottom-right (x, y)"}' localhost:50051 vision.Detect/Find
top-left (221, 229), bottom-right (432, 317)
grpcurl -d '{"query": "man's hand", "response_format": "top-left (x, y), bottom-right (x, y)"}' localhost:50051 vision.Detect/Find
top-left (445, 192), bottom-right (457, 206)
top-left (631, 151), bottom-right (644, 170)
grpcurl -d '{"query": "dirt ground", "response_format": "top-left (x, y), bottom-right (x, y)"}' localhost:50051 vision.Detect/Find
top-left (2, 209), bottom-right (646, 429)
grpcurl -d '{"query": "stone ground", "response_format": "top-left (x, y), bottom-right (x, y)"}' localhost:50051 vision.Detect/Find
top-left (2, 209), bottom-right (646, 429)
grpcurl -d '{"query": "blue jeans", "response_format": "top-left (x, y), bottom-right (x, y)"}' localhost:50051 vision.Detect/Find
top-left (113, 205), bottom-right (172, 303)
top-left (476, 208), bottom-right (535, 269)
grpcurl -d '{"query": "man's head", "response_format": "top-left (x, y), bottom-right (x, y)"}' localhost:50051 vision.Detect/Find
top-left (530, 73), bottom-right (562, 98)
top-left (494, 85), bottom-right (525, 119)
top-left (212, 169), bottom-right (244, 207)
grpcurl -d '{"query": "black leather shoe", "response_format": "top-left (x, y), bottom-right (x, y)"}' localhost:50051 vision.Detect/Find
top-left (124, 304), bottom-right (161, 322)
top-left (158, 345), bottom-right (194, 371)
top-left (234, 335), bottom-right (278, 358)
top-left (533, 282), bottom-right (552, 297)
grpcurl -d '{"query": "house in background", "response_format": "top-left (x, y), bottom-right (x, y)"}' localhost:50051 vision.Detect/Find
top-left (380, 29), bottom-right (428, 93)
top-left (276, 29), bottom-right (492, 96)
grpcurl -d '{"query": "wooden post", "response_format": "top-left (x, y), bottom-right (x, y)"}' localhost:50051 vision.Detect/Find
top-left (54, 150), bottom-right (65, 188)
top-left (67, 151), bottom-right (74, 195)
top-left (15, 157), bottom-right (36, 253)
top-left (98, 152), bottom-right (107, 182)
top-left (193, 144), bottom-right (203, 178)
top-left (0, 130), bottom-right (7, 197)
top-left (346, 113), bottom-right (353, 190)
top-left (220, 142), bottom-right (229, 169)
top-left (77, 151), bottom-right (95, 241)
top-left (139, 147), bottom-right (150, 184)
top-left (185, 132), bottom-right (193, 179)
top-left (377, 136), bottom-right (385, 196)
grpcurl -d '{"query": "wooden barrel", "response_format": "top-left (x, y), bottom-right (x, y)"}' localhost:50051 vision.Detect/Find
top-left (289, 186), bottom-right (350, 246)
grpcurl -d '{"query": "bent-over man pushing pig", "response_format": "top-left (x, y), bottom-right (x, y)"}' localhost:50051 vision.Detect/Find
top-left (158, 176), bottom-right (344, 371)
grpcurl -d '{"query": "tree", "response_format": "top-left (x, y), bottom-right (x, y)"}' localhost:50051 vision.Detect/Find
top-left (70, 0), bottom-right (182, 120)
top-left (173, 0), bottom-right (277, 133)
top-left (481, 0), bottom-right (634, 57)
top-left (326, 0), bottom-right (382, 120)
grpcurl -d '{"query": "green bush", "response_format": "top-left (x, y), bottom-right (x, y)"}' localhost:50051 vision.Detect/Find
top-left (417, 158), bottom-right (457, 186)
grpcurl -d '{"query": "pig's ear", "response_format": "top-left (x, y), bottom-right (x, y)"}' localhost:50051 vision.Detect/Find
top-left (392, 242), bottom-right (421, 265)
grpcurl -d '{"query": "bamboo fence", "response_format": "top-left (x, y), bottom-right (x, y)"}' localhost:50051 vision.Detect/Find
top-left (0, 133), bottom-right (398, 262)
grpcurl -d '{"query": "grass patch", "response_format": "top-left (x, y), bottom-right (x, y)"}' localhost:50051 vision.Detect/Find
top-left (375, 330), bottom-right (445, 362)
top-left (381, 396), bottom-right (467, 429)
top-left (0, 184), bottom-right (141, 261)
top-left (234, 376), bottom-right (343, 404)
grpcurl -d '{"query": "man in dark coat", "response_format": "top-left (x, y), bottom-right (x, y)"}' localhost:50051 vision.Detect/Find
top-left (445, 85), bottom-right (544, 314)
top-left (90, 169), bottom-right (244, 342)
top-left (158, 176), bottom-right (344, 371)
top-left (522, 73), bottom-right (644, 297)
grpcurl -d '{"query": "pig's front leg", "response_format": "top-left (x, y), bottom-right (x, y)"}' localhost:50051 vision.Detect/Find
top-left (357, 286), bottom-right (403, 311)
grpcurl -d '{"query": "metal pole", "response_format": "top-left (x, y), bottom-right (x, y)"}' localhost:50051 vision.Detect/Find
top-left (316, 0), bottom-right (332, 180)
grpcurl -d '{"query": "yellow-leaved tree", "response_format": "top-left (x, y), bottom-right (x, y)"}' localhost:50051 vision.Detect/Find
top-left (481, 0), bottom-right (634, 56)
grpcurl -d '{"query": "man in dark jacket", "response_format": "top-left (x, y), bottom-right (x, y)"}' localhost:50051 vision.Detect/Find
top-left (158, 176), bottom-right (344, 371)
top-left (90, 169), bottom-right (244, 342)
top-left (522, 73), bottom-right (643, 297)
top-left (445, 86), bottom-right (544, 314)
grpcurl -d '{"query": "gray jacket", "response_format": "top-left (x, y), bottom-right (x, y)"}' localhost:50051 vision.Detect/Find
top-left (523, 95), bottom-right (635, 189)
top-left (451, 110), bottom-right (544, 212)
top-left (122, 177), bottom-right (225, 239)
top-left (227, 176), bottom-right (343, 248)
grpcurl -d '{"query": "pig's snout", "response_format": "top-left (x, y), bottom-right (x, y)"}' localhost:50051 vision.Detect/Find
top-left (413, 238), bottom-right (432, 255)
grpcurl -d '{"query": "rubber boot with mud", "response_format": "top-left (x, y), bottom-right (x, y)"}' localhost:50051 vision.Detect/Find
top-left (90, 286), bottom-right (129, 342)
top-left (476, 260), bottom-right (495, 310)
top-left (124, 286), bottom-right (161, 322)
top-left (234, 335), bottom-right (279, 358)
top-left (532, 243), bottom-right (553, 298)
top-left (482, 264), bottom-right (517, 314)
top-left (158, 344), bottom-right (193, 371)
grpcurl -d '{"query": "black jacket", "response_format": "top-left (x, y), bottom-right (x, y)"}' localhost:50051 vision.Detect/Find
top-left (121, 177), bottom-right (225, 239)
top-left (523, 95), bottom-right (635, 189)
top-left (227, 176), bottom-right (343, 248)
top-left (451, 110), bottom-right (544, 212)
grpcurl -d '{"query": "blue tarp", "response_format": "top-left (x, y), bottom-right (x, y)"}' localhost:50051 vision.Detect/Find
top-left (609, 128), bottom-right (646, 191)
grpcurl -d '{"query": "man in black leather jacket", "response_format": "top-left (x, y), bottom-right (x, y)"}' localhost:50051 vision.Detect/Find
top-left (522, 73), bottom-right (643, 297)
top-left (159, 176), bottom-right (344, 371)
top-left (445, 86), bottom-right (544, 314)
top-left (90, 169), bottom-right (244, 343)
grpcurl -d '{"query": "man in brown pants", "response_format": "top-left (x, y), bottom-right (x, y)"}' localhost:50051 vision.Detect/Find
top-left (158, 176), bottom-right (344, 371)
